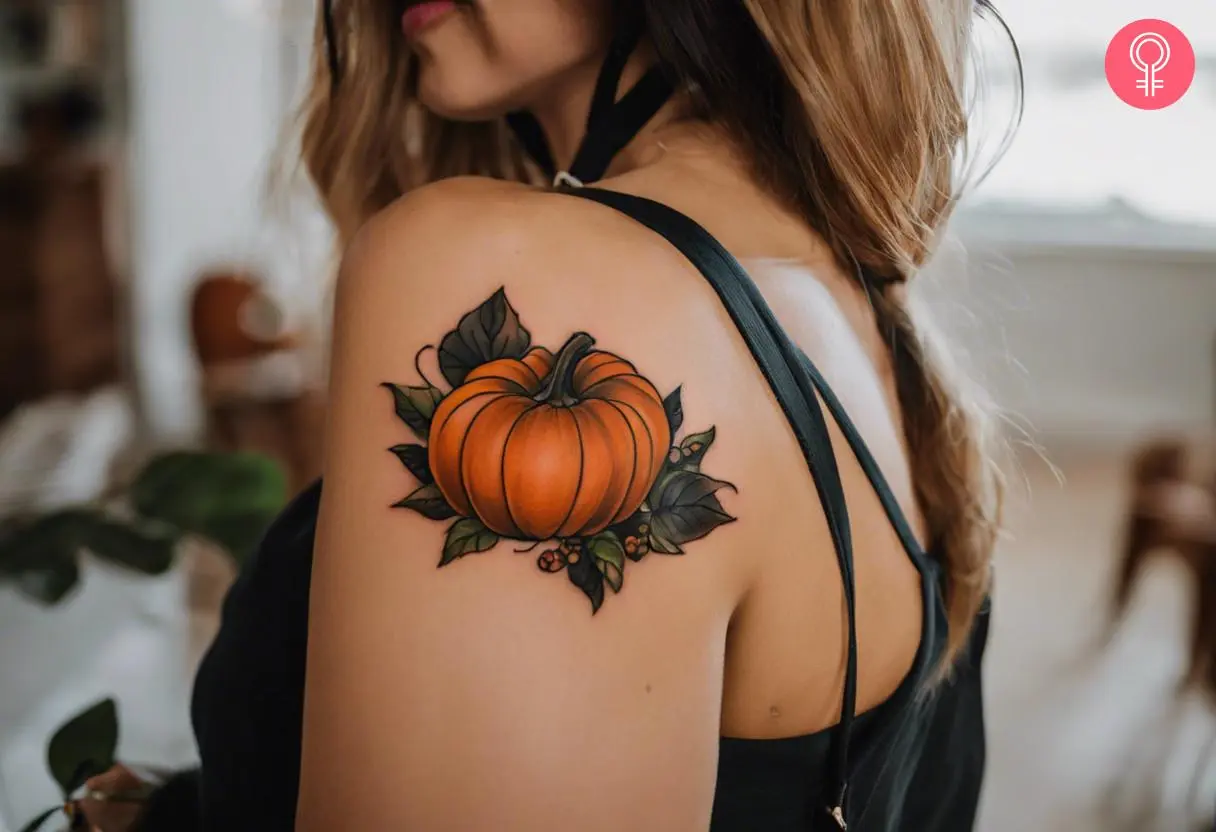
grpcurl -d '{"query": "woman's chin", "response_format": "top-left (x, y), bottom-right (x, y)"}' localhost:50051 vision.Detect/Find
top-left (417, 84), bottom-right (514, 122)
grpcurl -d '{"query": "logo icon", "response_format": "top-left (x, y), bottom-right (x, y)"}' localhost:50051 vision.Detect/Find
top-left (1106, 19), bottom-right (1195, 110)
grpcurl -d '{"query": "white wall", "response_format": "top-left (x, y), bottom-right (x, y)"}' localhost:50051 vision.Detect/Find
top-left (125, 0), bottom-right (289, 439)
top-left (0, 8), bottom-right (296, 829)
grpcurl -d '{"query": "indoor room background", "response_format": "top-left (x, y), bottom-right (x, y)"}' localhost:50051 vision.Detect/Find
top-left (1, 1), bottom-right (1214, 830)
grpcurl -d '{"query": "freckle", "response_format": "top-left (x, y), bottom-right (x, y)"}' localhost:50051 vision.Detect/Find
top-left (769, 706), bottom-right (781, 720)
top-left (645, 684), bottom-right (652, 694)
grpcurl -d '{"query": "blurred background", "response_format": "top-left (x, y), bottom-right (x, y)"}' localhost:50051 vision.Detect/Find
top-left (0, 0), bottom-right (1213, 830)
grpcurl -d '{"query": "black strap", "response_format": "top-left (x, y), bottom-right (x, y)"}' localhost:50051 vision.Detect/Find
top-left (506, 21), bottom-right (674, 187)
top-left (792, 351), bottom-right (927, 565)
top-left (562, 187), bottom-right (859, 827)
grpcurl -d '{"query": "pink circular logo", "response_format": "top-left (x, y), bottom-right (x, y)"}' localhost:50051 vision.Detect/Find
top-left (1106, 19), bottom-right (1195, 110)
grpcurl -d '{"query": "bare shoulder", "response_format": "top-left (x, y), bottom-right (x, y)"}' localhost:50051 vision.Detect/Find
top-left (343, 176), bottom-right (680, 292)
top-left (301, 178), bottom-right (763, 827)
top-left (327, 177), bottom-right (754, 611)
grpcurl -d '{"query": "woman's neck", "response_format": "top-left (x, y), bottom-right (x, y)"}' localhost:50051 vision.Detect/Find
top-left (525, 43), bottom-right (684, 180)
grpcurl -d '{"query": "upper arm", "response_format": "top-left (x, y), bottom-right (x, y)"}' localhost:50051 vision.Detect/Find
top-left (297, 182), bottom-right (749, 831)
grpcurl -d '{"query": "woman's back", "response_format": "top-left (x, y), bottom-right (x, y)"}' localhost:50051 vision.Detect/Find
top-left (602, 143), bottom-right (931, 738)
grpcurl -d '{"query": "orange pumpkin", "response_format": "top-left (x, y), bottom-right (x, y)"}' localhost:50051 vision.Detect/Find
top-left (428, 332), bottom-right (670, 540)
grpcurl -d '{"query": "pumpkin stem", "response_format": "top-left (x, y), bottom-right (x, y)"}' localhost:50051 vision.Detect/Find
top-left (535, 331), bottom-right (596, 406)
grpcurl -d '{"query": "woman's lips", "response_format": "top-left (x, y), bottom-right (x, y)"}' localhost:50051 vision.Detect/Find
top-left (402, 1), bottom-right (457, 39)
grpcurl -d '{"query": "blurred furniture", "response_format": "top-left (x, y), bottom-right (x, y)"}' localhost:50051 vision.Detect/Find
top-left (1116, 438), bottom-right (1216, 690)
top-left (1104, 436), bottom-right (1216, 830)
top-left (0, 158), bottom-right (118, 420)
top-left (190, 269), bottom-right (324, 493)
top-left (0, 0), bottom-right (124, 423)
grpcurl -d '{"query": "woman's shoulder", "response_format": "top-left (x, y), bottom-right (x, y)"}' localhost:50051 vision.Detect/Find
top-left (303, 177), bottom-right (768, 831)
top-left (342, 177), bottom-right (701, 296)
top-left (352, 177), bottom-right (600, 250)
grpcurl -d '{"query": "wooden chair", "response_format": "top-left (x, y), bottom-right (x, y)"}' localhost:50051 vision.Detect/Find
top-left (1114, 437), bottom-right (1216, 692)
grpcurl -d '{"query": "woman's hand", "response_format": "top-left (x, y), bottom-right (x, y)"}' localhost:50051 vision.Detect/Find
top-left (77, 765), bottom-right (148, 832)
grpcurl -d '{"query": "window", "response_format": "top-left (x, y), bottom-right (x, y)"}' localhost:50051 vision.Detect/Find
top-left (958, 1), bottom-right (1216, 251)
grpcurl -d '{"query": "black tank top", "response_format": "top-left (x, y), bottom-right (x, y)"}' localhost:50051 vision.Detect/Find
top-left (187, 188), bottom-right (991, 831)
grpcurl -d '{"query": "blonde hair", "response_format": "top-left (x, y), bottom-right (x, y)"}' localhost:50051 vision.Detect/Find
top-left (301, 0), bottom-right (1010, 663)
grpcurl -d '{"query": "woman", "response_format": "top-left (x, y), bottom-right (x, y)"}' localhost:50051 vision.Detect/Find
top-left (84, 0), bottom-right (1008, 829)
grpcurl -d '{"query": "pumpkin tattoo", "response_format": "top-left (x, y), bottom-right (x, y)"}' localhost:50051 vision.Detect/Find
top-left (383, 288), bottom-right (737, 612)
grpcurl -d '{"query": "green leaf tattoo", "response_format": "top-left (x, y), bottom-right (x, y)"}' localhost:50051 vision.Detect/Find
top-left (648, 469), bottom-right (737, 549)
top-left (437, 287), bottom-right (532, 388)
top-left (677, 427), bottom-right (716, 472)
top-left (587, 531), bottom-right (626, 593)
top-left (382, 382), bottom-right (444, 440)
top-left (394, 484), bottom-right (458, 521)
top-left (389, 443), bottom-right (433, 484)
top-left (567, 545), bottom-right (606, 613)
top-left (663, 386), bottom-right (684, 434)
top-left (440, 518), bottom-right (499, 566)
top-left (383, 289), bottom-right (737, 613)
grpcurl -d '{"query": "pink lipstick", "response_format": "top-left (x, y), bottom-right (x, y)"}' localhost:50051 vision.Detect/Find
top-left (402, 1), bottom-right (457, 39)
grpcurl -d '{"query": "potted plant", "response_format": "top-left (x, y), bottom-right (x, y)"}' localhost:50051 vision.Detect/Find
top-left (0, 450), bottom-right (288, 832)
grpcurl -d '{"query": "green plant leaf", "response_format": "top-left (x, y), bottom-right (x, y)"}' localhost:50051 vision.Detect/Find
top-left (567, 546), bottom-right (605, 612)
top-left (389, 443), bottom-right (433, 484)
top-left (677, 427), bottom-right (716, 471)
top-left (0, 511), bottom-right (96, 574)
top-left (202, 513), bottom-right (284, 564)
top-left (14, 559), bottom-right (81, 604)
top-left (382, 383), bottom-right (444, 440)
top-left (0, 511), bottom-right (177, 584)
top-left (17, 806), bottom-right (62, 832)
top-left (47, 698), bottom-right (118, 797)
top-left (0, 514), bottom-right (22, 552)
top-left (84, 519), bottom-right (178, 576)
top-left (0, 511), bottom-right (98, 604)
top-left (662, 386), bottom-right (684, 435)
top-left (437, 288), bottom-right (532, 388)
top-left (440, 518), bottom-right (498, 566)
top-left (394, 484), bottom-right (458, 521)
top-left (647, 469), bottom-right (736, 548)
top-left (588, 531), bottom-right (625, 593)
top-left (129, 452), bottom-right (287, 564)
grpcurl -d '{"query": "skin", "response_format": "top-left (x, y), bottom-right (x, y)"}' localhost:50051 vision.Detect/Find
top-left (48, 2), bottom-right (936, 831)
top-left (78, 766), bottom-right (144, 831)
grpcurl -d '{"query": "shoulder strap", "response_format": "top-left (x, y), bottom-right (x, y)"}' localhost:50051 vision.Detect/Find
top-left (564, 187), bottom-right (858, 827)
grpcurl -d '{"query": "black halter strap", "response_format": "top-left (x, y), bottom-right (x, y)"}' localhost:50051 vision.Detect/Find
top-left (506, 19), bottom-right (674, 187)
